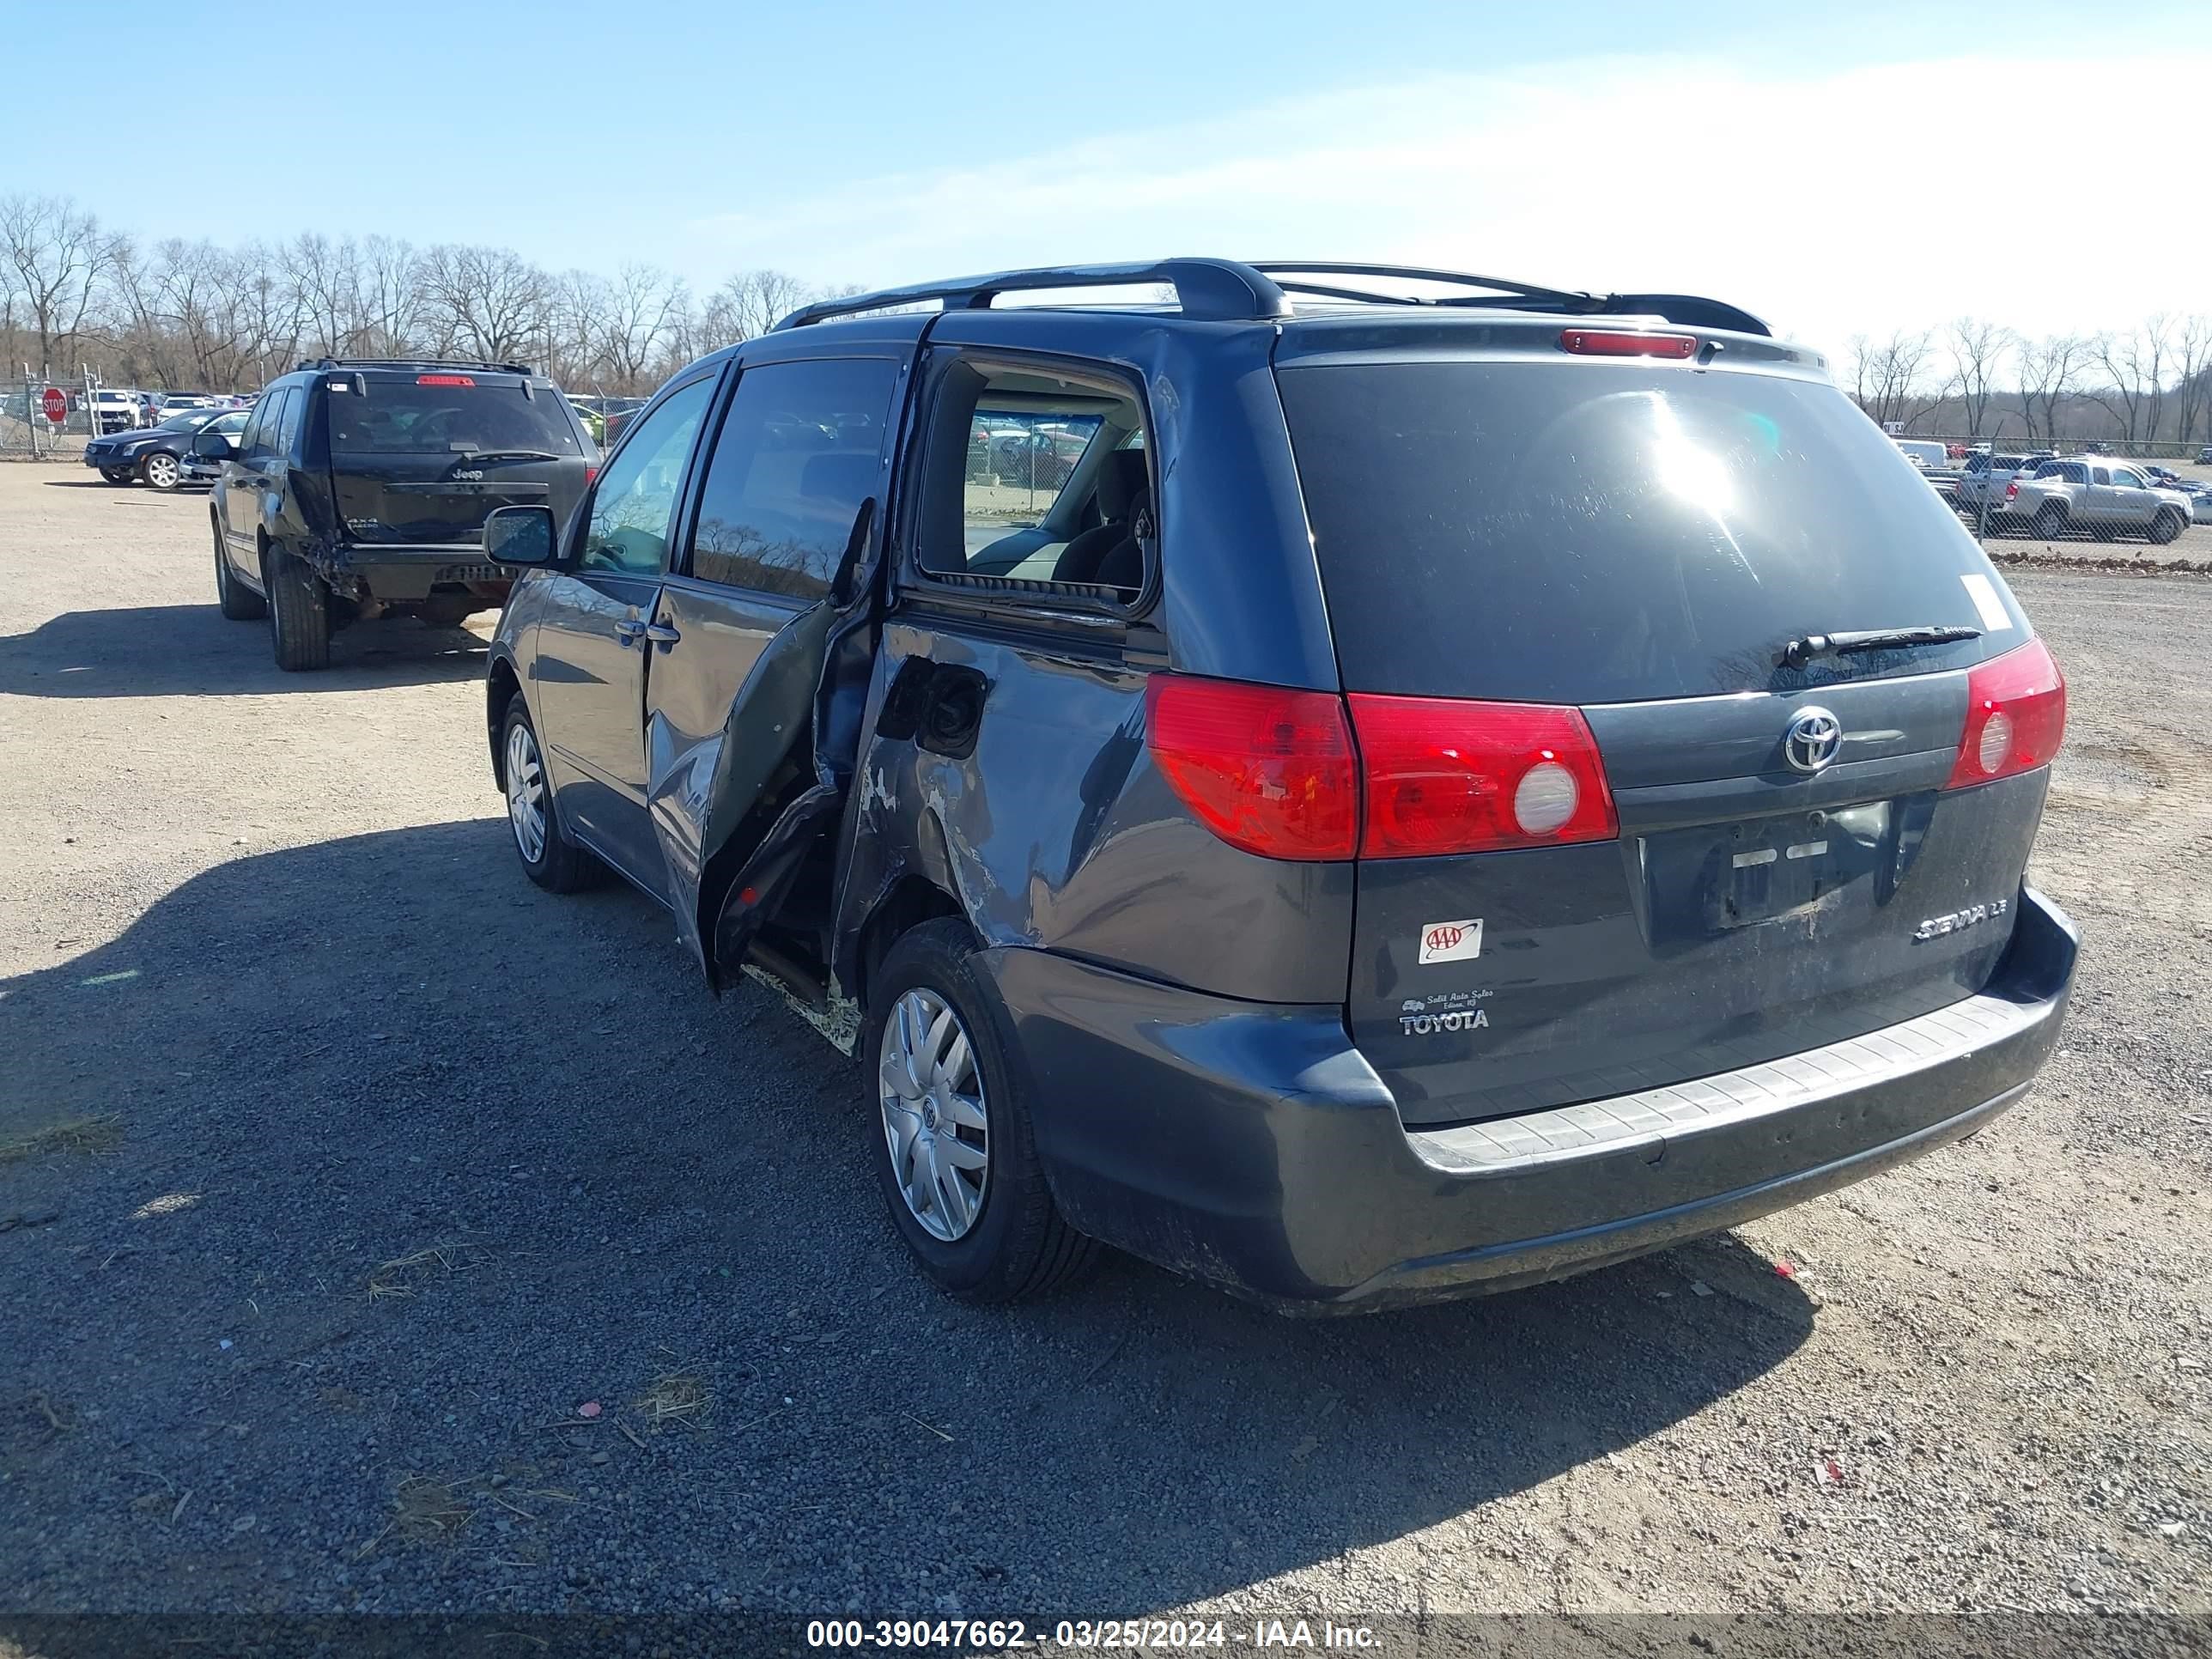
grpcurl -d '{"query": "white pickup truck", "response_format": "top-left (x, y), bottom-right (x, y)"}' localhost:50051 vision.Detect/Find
top-left (1995, 456), bottom-right (2194, 544)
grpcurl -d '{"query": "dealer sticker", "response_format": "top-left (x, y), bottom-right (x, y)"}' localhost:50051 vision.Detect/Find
top-left (1418, 918), bottom-right (1483, 964)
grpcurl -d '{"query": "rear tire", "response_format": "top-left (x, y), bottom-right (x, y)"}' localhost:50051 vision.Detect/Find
top-left (214, 518), bottom-right (264, 620)
top-left (499, 695), bottom-right (599, 893)
top-left (140, 451), bottom-right (182, 491)
top-left (866, 919), bottom-right (1098, 1304)
top-left (2032, 503), bottom-right (2068, 542)
top-left (264, 544), bottom-right (331, 672)
top-left (2149, 507), bottom-right (2184, 546)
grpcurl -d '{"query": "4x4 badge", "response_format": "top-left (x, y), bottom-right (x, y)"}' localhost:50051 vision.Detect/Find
top-left (1784, 708), bottom-right (1843, 774)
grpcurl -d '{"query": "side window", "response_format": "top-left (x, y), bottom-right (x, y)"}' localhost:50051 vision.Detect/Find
top-left (2112, 467), bottom-right (2144, 489)
top-left (687, 357), bottom-right (902, 600)
top-left (275, 387), bottom-right (306, 456)
top-left (914, 356), bottom-right (1151, 599)
top-left (2091, 466), bottom-right (2111, 485)
top-left (238, 396), bottom-right (270, 457)
top-left (579, 376), bottom-right (716, 577)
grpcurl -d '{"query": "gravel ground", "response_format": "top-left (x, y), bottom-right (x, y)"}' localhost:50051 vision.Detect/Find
top-left (1, 465), bottom-right (2208, 1624)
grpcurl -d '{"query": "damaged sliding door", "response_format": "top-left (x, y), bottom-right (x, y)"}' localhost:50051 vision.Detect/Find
top-left (640, 351), bottom-right (912, 988)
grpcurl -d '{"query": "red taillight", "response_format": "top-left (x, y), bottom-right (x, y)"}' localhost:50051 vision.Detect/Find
top-left (2005, 480), bottom-right (2019, 501)
top-left (416, 374), bottom-right (475, 386)
top-left (1946, 641), bottom-right (2061, 787)
top-left (1559, 328), bottom-right (1697, 359)
top-left (584, 466), bottom-right (598, 485)
top-left (1145, 677), bottom-right (1358, 860)
top-left (1350, 694), bottom-right (1618, 858)
top-left (1146, 678), bottom-right (1622, 861)
top-left (1947, 638), bottom-right (2065, 788)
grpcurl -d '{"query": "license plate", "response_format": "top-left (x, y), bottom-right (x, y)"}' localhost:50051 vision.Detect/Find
top-left (1644, 801), bottom-right (1903, 939)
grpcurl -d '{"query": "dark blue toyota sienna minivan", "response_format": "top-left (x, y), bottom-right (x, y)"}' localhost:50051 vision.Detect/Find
top-left (478, 259), bottom-right (2077, 1310)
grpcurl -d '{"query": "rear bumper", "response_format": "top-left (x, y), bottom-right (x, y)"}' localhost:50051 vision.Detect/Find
top-left (314, 544), bottom-right (514, 602)
top-left (984, 885), bottom-right (2078, 1310)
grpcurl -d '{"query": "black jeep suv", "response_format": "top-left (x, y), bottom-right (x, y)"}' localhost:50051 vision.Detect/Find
top-left (200, 360), bottom-right (596, 670)
top-left (480, 259), bottom-right (2078, 1310)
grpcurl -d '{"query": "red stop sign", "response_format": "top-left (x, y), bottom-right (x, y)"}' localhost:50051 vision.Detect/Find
top-left (40, 386), bottom-right (67, 424)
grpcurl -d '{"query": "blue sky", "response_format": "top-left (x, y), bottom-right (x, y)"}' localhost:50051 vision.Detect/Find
top-left (10, 0), bottom-right (2209, 355)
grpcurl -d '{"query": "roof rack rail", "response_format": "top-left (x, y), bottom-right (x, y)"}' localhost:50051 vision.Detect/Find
top-left (1251, 263), bottom-right (1770, 337)
top-left (769, 258), bottom-right (1769, 338)
top-left (772, 258), bottom-right (1291, 330)
top-left (296, 356), bottom-right (539, 375)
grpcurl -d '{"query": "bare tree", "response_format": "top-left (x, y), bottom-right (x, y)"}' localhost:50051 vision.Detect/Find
top-left (599, 264), bottom-right (685, 392)
top-left (2014, 334), bottom-right (2083, 445)
top-left (1847, 331), bottom-right (1950, 431)
top-left (1948, 318), bottom-right (2013, 440)
top-left (0, 193), bottom-right (113, 377)
top-left (2087, 317), bottom-right (2172, 445)
top-left (2169, 314), bottom-right (2210, 446)
top-left (416, 244), bottom-right (551, 365)
top-left (715, 269), bottom-right (814, 343)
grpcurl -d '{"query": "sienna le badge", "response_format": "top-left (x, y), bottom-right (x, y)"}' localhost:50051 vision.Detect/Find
top-left (1418, 918), bottom-right (1483, 965)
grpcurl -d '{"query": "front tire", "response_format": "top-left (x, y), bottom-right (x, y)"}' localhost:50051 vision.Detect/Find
top-left (264, 544), bottom-right (331, 672)
top-left (99, 467), bottom-right (133, 485)
top-left (866, 920), bottom-right (1097, 1304)
top-left (214, 518), bottom-right (264, 620)
top-left (499, 695), bottom-right (599, 893)
top-left (140, 451), bottom-right (182, 491)
top-left (2149, 507), bottom-right (2184, 546)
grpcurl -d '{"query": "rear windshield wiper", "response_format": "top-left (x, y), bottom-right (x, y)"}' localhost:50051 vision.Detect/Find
top-left (447, 449), bottom-right (562, 467)
top-left (1778, 625), bottom-right (1980, 668)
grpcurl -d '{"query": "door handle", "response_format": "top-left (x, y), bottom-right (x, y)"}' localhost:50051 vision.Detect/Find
top-left (643, 623), bottom-right (681, 646)
top-left (614, 618), bottom-right (647, 645)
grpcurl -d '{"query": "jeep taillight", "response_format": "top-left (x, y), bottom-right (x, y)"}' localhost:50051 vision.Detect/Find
top-left (1144, 677), bottom-right (1358, 860)
top-left (1946, 638), bottom-right (2065, 788)
top-left (2005, 480), bottom-right (2020, 501)
top-left (1348, 694), bottom-right (1618, 858)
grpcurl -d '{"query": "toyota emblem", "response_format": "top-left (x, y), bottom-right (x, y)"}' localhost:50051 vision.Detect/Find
top-left (1784, 708), bottom-right (1843, 774)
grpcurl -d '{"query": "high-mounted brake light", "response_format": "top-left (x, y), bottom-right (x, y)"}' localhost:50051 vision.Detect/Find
top-left (1145, 677), bottom-right (1358, 860)
top-left (1946, 637), bottom-right (2064, 789)
top-left (1350, 695), bottom-right (1618, 858)
top-left (1559, 328), bottom-right (1698, 360)
top-left (416, 374), bottom-right (475, 386)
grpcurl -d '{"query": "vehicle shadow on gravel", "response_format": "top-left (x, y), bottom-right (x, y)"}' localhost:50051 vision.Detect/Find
top-left (0, 821), bottom-right (1814, 1613)
top-left (0, 604), bottom-right (486, 696)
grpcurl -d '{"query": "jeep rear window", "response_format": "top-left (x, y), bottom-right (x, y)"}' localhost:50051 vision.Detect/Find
top-left (328, 379), bottom-right (583, 457)
top-left (1276, 361), bottom-right (2029, 704)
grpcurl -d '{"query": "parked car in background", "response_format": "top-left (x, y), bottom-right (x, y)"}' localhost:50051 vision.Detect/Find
top-left (2171, 478), bottom-right (2212, 525)
top-left (567, 399), bottom-right (605, 444)
top-left (1997, 457), bottom-right (2194, 543)
top-left (80, 405), bottom-right (240, 489)
top-left (477, 257), bottom-right (2076, 1310)
top-left (1892, 438), bottom-right (1949, 471)
top-left (2197, 445), bottom-right (2212, 464)
top-left (149, 392), bottom-right (222, 422)
top-left (199, 358), bottom-right (598, 669)
top-left (87, 389), bottom-right (145, 434)
top-left (176, 410), bottom-right (250, 486)
top-left (1954, 452), bottom-right (2040, 517)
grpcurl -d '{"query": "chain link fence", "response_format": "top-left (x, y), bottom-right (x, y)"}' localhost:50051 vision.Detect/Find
top-left (1906, 434), bottom-right (2212, 572)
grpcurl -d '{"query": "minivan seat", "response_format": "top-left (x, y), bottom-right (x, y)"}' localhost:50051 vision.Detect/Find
top-left (1054, 450), bottom-right (1150, 586)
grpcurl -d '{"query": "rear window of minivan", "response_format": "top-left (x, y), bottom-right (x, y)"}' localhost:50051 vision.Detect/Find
top-left (327, 377), bottom-right (583, 458)
top-left (1276, 361), bottom-right (2028, 704)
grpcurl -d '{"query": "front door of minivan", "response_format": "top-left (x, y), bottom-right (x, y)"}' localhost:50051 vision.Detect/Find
top-left (640, 350), bottom-right (909, 981)
top-left (532, 373), bottom-right (720, 896)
